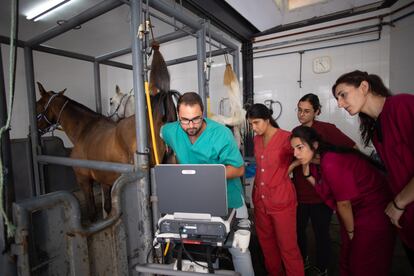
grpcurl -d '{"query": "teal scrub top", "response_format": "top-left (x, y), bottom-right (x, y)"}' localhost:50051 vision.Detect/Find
top-left (161, 118), bottom-right (244, 208)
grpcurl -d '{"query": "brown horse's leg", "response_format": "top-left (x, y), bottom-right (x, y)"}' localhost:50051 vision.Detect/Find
top-left (102, 184), bottom-right (112, 216)
top-left (77, 176), bottom-right (97, 222)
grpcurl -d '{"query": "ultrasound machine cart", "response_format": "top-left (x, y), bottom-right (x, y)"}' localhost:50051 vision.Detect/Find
top-left (135, 165), bottom-right (246, 275)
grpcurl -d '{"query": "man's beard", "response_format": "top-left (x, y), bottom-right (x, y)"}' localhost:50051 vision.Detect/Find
top-left (185, 126), bottom-right (202, 137)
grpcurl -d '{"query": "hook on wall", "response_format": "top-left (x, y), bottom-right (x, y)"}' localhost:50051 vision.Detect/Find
top-left (297, 51), bottom-right (304, 88)
top-left (264, 99), bottom-right (283, 121)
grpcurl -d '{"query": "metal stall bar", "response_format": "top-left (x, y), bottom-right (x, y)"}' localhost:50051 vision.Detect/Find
top-left (129, 0), bottom-right (153, 270)
top-left (196, 22), bottom-right (207, 115)
top-left (1, 37), bottom-right (133, 71)
top-left (99, 48), bottom-right (230, 71)
top-left (26, 0), bottom-right (124, 47)
top-left (101, 60), bottom-right (133, 70)
top-left (36, 44), bottom-right (134, 70)
top-left (95, 27), bottom-right (195, 62)
top-left (23, 47), bottom-right (43, 196)
top-left (37, 155), bottom-right (135, 173)
top-left (166, 48), bottom-right (229, 67)
top-left (95, 47), bottom-right (132, 62)
top-left (34, 44), bottom-right (95, 62)
top-left (149, 0), bottom-right (238, 51)
top-left (147, 11), bottom-right (198, 39)
top-left (93, 62), bottom-right (102, 113)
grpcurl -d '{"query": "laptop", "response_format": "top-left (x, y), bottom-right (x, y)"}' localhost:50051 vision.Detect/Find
top-left (154, 164), bottom-right (228, 217)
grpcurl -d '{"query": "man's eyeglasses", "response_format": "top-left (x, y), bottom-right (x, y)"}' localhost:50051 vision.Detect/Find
top-left (179, 116), bottom-right (203, 125)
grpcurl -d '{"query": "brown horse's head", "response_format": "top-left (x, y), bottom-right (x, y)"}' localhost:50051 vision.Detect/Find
top-left (36, 82), bottom-right (68, 135)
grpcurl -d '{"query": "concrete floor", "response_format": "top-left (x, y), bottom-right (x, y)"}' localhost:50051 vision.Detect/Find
top-left (248, 213), bottom-right (414, 276)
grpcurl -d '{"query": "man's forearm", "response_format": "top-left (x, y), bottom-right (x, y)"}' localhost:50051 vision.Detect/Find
top-left (226, 165), bottom-right (244, 179)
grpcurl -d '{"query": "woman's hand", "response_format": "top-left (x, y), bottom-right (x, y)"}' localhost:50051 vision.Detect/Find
top-left (385, 176), bottom-right (414, 228)
top-left (385, 200), bottom-right (404, 228)
top-left (287, 159), bottom-right (301, 175)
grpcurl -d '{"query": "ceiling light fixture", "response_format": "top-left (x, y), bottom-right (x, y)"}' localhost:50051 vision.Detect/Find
top-left (26, 0), bottom-right (71, 22)
top-left (288, 0), bottom-right (329, 10)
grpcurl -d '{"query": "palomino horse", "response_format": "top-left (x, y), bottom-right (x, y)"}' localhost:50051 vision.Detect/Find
top-left (108, 85), bottom-right (135, 122)
top-left (36, 82), bottom-right (179, 220)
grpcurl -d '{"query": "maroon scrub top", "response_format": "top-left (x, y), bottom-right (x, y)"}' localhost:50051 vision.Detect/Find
top-left (293, 120), bottom-right (355, 203)
top-left (373, 93), bottom-right (414, 249)
top-left (314, 152), bottom-right (391, 229)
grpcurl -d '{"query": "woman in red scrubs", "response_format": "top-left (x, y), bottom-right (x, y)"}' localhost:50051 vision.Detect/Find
top-left (332, 70), bottom-right (414, 267)
top-left (293, 93), bottom-right (356, 275)
top-left (247, 104), bottom-right (304, 276)
top-left (290, 126), bottom-right (395, 276)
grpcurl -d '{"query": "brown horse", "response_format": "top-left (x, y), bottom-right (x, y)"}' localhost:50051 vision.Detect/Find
top-left (35, 82), bottom-right (179, 220)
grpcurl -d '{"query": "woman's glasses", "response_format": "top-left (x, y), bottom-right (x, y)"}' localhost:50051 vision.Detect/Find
top-left (295, 108), bottom-right (312, 115)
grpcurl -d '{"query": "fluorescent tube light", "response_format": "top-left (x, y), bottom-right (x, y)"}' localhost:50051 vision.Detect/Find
top-left (288, 0), bottom-right (329, 10)
top-left (26, 0), bottom-right (71, 21)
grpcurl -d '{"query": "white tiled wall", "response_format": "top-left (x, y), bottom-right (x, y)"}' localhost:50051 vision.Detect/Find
top-left (253, 21), bottom-right (391, 152)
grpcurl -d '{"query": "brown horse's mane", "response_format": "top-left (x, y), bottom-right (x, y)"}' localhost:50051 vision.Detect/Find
top-left (65, 97), bottom-right (111, 121)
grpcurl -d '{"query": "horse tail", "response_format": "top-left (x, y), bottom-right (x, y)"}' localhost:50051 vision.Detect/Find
top-left (150, 41), bottom-right (170, 95)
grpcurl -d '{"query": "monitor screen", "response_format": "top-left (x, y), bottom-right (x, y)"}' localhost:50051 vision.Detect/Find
top-left (155, 164), bottom-right (228, 217)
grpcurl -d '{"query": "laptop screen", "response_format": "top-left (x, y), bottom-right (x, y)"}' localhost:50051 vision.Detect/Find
top-left (154, 164), bottom-right (228, 217)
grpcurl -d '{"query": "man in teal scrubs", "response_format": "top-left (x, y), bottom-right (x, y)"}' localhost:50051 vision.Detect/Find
top-left (161, 92), bottom-right (254, 276)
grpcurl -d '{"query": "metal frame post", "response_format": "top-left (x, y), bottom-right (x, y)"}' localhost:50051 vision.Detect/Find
top-left (129, 0), bottom-right (153, 269)
top-left (24, 47), bottom-right (43, 196)
top-left (241, 42), bottom-right (254, 156)
top-left (93, 61), bottom-right (102, 113)
top-left (196, 22), bottom-right (207, 115)
top-left (232, 50), bottom-right (240, 81)
top-left (0, 43), bottom-right (17, 276)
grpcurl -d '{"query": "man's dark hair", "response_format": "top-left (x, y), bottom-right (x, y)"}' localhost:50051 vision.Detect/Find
top-left (177, 92), bottom-right (204, 113)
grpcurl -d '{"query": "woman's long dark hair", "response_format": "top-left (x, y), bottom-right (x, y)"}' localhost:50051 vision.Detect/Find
top-left (332, 70), bottom-right (392, 146)
top-left (246, 103), bottom-right (279, 128)
top-left (291, 126), bottom-right (384, 171)
top-left (299, 93), bottom-right (322, 115)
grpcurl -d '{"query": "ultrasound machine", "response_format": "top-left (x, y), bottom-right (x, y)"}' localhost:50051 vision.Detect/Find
top-left (135, 164), bottom-right (249, 275)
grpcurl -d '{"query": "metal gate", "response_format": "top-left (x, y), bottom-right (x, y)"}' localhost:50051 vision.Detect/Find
top-left (11, 173), bottom-right (142, 276)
